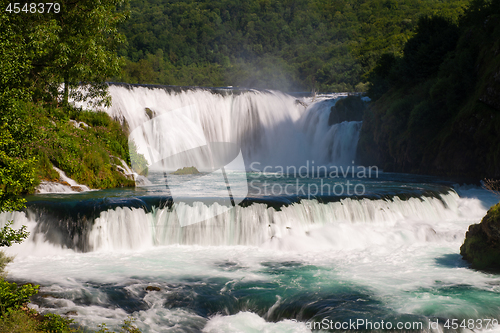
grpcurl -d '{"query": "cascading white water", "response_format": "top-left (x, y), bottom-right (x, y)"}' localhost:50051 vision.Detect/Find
top-left (7, 85), bottom-right (500, 333)
top-left (85, 191), bottom-right (477, 251)
top-left (299, 98), bottom-right (362, 165)
top-left (36, 167), bottom-right (91, 193)
top-left (3, 187), bottom-right (497, 333)
top-left (0, 190), bottom-right (478, 254)
top-left (104, 85), bottom-right (362, 170)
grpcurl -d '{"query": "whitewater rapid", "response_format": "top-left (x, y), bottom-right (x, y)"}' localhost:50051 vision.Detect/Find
top-left (0, 187), bottom-right (492, 254)
top-left (4, 85), bottom-right (500, 332)
top-left (1, 187), bottom-right (499, 332)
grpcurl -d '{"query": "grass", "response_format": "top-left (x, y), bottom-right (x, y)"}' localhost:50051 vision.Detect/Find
top-left (0, 308), bottom-right (142, 333)
top-left (0, 309), bottom-right (47, 333)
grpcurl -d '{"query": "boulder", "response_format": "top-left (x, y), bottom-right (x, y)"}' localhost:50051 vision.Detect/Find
top-left (145, 107), bottom-right (155, 119)
top-left (460, 202), bottom-right (500, 271)
top-left (145, 286), bottom-right (161, 291)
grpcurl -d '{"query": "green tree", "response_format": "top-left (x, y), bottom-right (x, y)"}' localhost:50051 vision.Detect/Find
top-left (25, 0), bottom-right (130, 106)
top-left (0, 10), bottom-right (35, 319)
top-left (0, 6), bottom-right (37, 249)
top-left (399, 16), bottom-right (460, 82)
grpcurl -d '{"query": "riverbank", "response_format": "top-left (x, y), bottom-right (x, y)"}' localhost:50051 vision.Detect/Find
top-left (11, 101), bottom-right (148, 193)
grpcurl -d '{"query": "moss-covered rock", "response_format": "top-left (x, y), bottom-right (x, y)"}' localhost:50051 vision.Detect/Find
top-left (328, 95), bottom-right (367, 126)
top-left (145, 286), bottom-right (161, 291)
top-left (172, 166), bottom-right (200, 175)
top-left (460, 203), bottom-right (500, 271)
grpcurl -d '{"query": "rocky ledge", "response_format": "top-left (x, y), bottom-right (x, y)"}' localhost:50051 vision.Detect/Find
top-left (328, 95), bottom-right (367, 126)
top-left (460, 202), bottom-right (500, 271)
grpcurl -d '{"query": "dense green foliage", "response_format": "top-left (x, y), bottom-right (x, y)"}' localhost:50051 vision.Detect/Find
top-left (328, 95), bottom-right (367, 125)
top-left (116, 0), bottom-right (467, 91)
top-left (0, 0), bottom-right (129, 106)
top-left (0, 222), bottom-right (29, 247)
top-left (0, 0), bottom-right (137, 195)
top-left (1, 100), bottom-right (135, 192)
top-left (0, 3), bottom-right (141, 331)
top-left (0, 308), bottom-right (142, 333)
top-left (0, 5), bottom-right (38, 212)
top-left (0, 280), bottom-right (39, 315)
top-left (172, 166), bottom-right (200, 175)
top-left (358, 0), bottom-right (500, 178)
top-left (0, 2), bottom-right (37, 260)
top-left (129, 141), bottom-right (149, 176)
top-left (27, 103), bottom-right (135, 189)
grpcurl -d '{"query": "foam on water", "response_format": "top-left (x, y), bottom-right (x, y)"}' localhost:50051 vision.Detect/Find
top-left (203, 312), bottom-right (310, 333)
top-left (2, 190), bottom-right (473, 254)
top-left (7, 86), bottom-right (500, 332)
top-left (3, 188), bottom-right (500, 332)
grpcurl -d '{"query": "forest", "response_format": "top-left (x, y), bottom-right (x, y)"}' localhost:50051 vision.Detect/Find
top-left (1, 0), bottom-right (497, 331)
top-left (116, 0), bottom-right (467, 91)
top-left (358, 0), bottom-right (500, 178)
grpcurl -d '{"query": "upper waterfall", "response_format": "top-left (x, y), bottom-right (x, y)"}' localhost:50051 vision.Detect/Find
top-left (103, 85), bottom-right (362, 171)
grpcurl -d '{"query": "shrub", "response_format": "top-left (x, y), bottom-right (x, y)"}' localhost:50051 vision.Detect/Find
top-left (0, 280), bottom-right (39, 315)
top-left (0, 221), bottom-right (29, 247)
top-left (38, 313), bottom-right (75, 333)
top-left (129, 141), bottom-right (148, 176)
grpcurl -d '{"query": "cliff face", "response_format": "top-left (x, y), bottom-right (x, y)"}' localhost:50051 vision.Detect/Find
top-left (356, 2), bottom-right (500, 179)
top-left (328, 96), bottom-right (367, 126)
top-left (461, 203), bottom-right (500, 271)
top-left (357, 90), bottom-right (500, 178)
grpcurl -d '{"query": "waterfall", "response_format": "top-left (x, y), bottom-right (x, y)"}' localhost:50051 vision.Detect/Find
top-left (2, 190), bottom-right (485, 254)
top-left (104, 85), bottom-right (362, 171)
top-left (87, 191), bottom-right (462, 251)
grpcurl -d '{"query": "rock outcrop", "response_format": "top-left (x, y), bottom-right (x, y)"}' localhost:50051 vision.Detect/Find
top-left (328, 95), bottom-right (366, 126)
top-left (145, 286), bottom-right (161, 291)
top-left (461, 202), bottom-right (500, 271)
top-left (172, 166), bottom-right (200, 175)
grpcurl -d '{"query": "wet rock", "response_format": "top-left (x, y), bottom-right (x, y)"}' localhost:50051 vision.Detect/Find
top-left (69, 119), bottom-right (90, 129)
top-left (145, 286), bottom-right (161, 291)
top-left (70, 185), bottom-right (85, 192)
top-left (295, 99), bottom-right (308, 107)
top-left (145, 107), bottom-right (154, 119)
